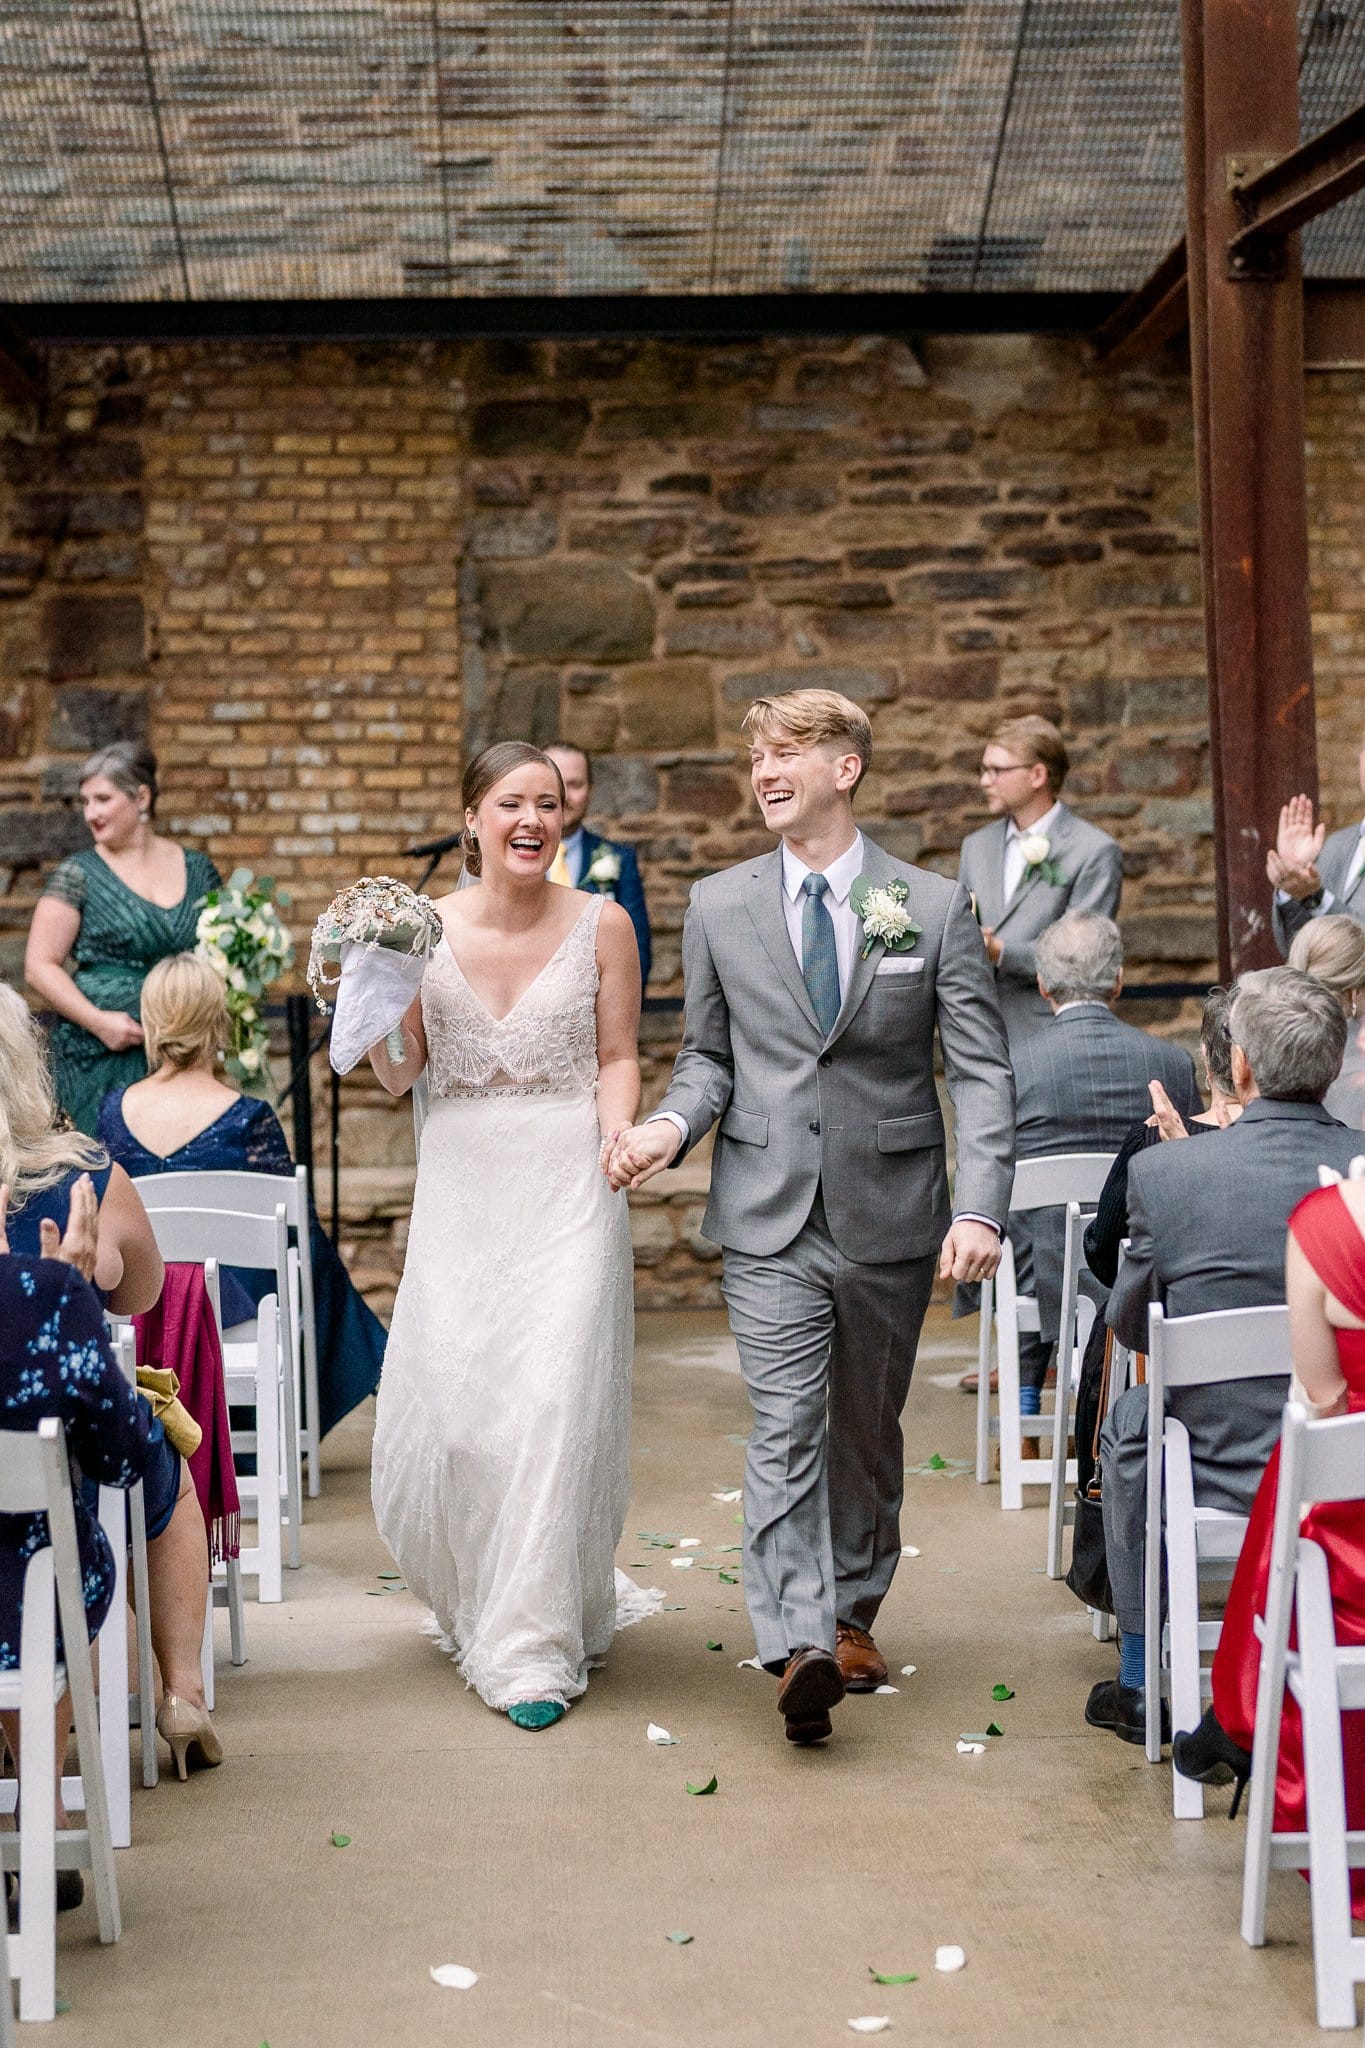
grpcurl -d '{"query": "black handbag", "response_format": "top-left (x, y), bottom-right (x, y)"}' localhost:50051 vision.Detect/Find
top-left (1066, 1319), bottom-right (1117, 1613)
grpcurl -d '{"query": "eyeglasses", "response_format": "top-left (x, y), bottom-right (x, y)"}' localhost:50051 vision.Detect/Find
top-left (980, 759), bottom-right (1030, 780)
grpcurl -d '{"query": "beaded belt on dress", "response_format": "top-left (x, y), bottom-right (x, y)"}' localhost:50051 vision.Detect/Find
top-left (438, 1083), bottom-right (585, 1102)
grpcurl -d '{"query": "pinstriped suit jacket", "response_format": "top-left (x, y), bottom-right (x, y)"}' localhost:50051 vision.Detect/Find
top-left (1012, 1003), bottom-right (1201, 1343)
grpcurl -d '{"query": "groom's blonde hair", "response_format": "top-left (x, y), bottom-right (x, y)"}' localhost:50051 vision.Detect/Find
top-left (741, 689), bottom-right (873, 790)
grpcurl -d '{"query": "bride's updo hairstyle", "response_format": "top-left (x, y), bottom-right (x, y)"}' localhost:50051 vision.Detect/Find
top-left (461, 742), bottom-right (566, 879)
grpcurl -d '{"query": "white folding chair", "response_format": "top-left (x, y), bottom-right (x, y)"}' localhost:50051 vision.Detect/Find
top-left (95, 1325), bottom-right (158, 1844)
top-left (1144, 1301), bottom-right (1292, 1816)
top-left (1045, 1198), bottom-right (1099, 1579)
top-left (1239, 1403), bottom-right (1365, 2029)
top-left (141, 1206), bottom-right (301, 1587)
top-left (978, 1153), bottom-right (1116, 1512)
top-left (133, 1166), bottom-right (322, 1498)
top-left (0, 1420), bottom-right (120, 2022)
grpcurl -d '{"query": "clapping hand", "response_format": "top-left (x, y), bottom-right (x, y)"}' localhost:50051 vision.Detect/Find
top-left (601, 1120), bottom-right (682, 1192)
top-left (1267, 793), bottom-right (1326, 900)
top-left (0, 1175), bottom-right (100, 1280)
top-left (1148, 1078), bottom-right (1189, 1143)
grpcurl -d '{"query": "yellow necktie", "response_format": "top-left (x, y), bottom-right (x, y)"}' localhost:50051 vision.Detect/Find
top-left (548, 843), bottom-right (572, 888)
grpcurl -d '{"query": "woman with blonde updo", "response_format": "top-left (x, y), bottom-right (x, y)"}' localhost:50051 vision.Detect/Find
top-left (1289, 913), bottom-right (1365, 1128)
top-left (98, 955), bottom-right (386, 1438)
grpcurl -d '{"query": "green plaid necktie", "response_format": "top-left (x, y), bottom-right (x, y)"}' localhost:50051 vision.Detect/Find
top-left (801, 873), bottom-right (840, 1037)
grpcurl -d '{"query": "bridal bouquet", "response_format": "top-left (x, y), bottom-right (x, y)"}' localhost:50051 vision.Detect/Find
top-left (308, 875), bottom-right (444, 1074)
top-left (195, 869), bottom-right (295, 1090)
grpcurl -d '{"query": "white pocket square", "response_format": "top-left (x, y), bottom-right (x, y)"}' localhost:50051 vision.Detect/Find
top-left (874, 956), bottom-right (924, 977)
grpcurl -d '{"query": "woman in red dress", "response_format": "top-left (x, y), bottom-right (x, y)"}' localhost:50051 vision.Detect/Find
top-left (1174, 1174), bottom-right (1365, 1905)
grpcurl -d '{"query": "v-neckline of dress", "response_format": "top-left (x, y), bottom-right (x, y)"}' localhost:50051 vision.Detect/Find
top-left (441, 900), bottom-right (594, 1026)
top-left (92, 845), bottom-right (192, 916)
top-left (116, 1089), bottom-right (242, 1163)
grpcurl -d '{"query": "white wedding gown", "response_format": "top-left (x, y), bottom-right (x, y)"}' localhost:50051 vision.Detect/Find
top-left (371, 893), bottom-right (661, 1710)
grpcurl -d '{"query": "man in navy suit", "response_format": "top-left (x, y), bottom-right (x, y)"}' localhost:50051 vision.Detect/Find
top-left (545, 744), bottom-right (652, 985)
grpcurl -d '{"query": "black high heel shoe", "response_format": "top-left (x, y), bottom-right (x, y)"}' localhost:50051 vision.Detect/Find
top-left (1172, 1706), bottom-right (1252, 1817)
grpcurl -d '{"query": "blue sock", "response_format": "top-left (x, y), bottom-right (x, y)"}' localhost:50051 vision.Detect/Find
top-left (1119, 1632), bottom-right (1145, 1690)
top-left (1019, 1384), bottom-right (1042, 1417)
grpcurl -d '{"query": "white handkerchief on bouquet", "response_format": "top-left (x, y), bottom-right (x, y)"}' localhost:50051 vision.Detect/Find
top-left (328, 941), bottom-right (430, 1074)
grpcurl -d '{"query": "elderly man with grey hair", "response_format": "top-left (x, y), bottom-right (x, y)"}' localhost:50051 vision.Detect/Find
top-left (1088, 966), bottom-right (1358, 1745)
top-left (988, 911), bottom-right (1200, 1433)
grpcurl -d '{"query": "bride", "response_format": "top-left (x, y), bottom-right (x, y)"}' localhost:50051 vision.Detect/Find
top-left (368, 741), bottom-right (659, 1729)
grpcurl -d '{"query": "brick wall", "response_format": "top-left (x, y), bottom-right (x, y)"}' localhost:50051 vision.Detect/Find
top-left (1, 332), bottom-right (1362, 1312)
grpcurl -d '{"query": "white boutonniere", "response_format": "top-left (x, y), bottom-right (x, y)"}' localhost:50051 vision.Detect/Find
top-left (850, 875), bottom-right (922, 961)
top-left (584, 845), bottom-right (622, 892)
top-left (1018, 832), bottom-right (1066, 888)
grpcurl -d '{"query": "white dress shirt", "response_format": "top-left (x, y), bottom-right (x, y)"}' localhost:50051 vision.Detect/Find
top-left (1003, 798), bottom-right (1062, 905)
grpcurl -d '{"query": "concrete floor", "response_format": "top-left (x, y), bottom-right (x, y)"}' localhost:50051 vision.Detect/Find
top-left (50, 1308), bottom-right (1335, 2047)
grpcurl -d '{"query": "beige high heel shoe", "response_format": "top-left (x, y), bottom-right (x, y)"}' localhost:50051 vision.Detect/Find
top-left (156, 1695), bottom-right (224, 1781)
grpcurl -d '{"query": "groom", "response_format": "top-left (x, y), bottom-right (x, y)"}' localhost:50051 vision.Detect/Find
top-left (608, 689), bottom-right (1015, 1746)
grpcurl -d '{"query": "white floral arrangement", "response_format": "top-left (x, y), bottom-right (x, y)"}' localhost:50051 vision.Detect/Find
top-left (583, 845), bottom-right (622, 891)
top-left (308, 876), bottom-right (444, 1067)
top-left (849, 875), bottom-right (922, 961)
top-left (195, 868), bottom-right (295, 1090)
top-left (1018, 832), bottom-right (1065, 887)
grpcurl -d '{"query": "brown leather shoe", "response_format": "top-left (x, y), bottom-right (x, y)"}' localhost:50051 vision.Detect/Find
top-left (776, 1646), bottom-right (845, 1723)
top-left (785, 1711), bottom-right (833, 1745)
top-left (835, 1622), bottom-right (888, 1692)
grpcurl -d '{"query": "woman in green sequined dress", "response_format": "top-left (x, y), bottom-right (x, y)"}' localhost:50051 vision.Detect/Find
top-left (24, 742), bottom-right (221, 1135)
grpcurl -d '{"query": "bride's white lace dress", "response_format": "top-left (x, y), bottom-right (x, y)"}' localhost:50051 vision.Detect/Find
top-left (371, 894), bottom-right (660, 1710)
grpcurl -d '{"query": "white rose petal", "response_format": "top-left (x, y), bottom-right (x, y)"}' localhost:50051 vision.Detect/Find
top-left (712, 1488), bottom-right (742, 1503)
top-left (955, 1740), bottom-right (985, 1756)
top-left (429, 1964), bottom-right (478, 1991)
top-left (647, 1723), bottom-right (679, 1745)
top-left (679, 1538), bottom-right (702, 1549)
top-left (900, 1545), bottom-right (920, 1558)
top-left (736, 1657), bottom-right (762, 1671)
top-left (848, 2019), bottom-right (892, 2034)
top-left (1020, 833), bottom-right (1051, 865)
top-left (670, 1557), bottom-right (694, 1569)
top-left (874, 1684), bottom-right (899, 1695)
top-left (934, 1946), bottom-right (967, 1975)
top-left (900, 1665), bottom-right (917, 1677)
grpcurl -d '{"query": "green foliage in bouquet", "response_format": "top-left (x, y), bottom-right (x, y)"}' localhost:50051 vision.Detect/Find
top-left (195, 868), bottom-right (294, 1092)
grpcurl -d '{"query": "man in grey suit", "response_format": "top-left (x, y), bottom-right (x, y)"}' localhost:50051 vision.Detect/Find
top-left (957, 715), bottom-right (1123, 1044)
top-left (1003, 911), bottom-right (1201, 1435)
top-left (1088, 967), bottom-right (1354, 1745)
top-left (607, 688), bottom-right (1015, 1746)
top-left (1269, 731), bottom-right (1365, 954)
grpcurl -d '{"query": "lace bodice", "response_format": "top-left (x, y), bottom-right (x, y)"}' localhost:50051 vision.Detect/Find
top-left (422, 895), bottom-right (603, 1100)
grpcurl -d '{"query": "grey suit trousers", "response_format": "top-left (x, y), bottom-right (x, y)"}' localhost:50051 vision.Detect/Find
top-left (721, 1191), bottom-right (937, 1668)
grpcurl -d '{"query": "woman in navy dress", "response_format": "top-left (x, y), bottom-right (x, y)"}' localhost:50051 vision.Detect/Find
top-left (98, 954), bottom-right (385, 1439)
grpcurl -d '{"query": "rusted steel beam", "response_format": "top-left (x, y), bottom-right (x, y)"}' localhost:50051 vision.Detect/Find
top-left (1090, 238), bottom-right (1189, 366)
top-left (1228, 99), bottom-right (1365, 265)
top-left (1181, 0), bottom-right (1317, 979)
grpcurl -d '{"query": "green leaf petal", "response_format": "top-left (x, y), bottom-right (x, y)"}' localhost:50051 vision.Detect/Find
top-left (718, 1571), bottom-right (739, 1584)
top-left (992, 1683), bottom-right (1015, 1700)
top-left (331, 1831), bottom-right (351, 1847)
top-left (378, 1571), bottom-right (402, 1581)
top-left (685, 1776), bottom-right (718, 1796)
top-left (706, 1639), bottom-right (723, 1651)
top-left (925, 1452), bottom-right (947, 1471)
top-left (665, 1931), bottom-right (694, 1945)
top-left (986, 1722), bottom-right (1005, 1738)
top-left (869, 1968), bottom-right (918, 1986)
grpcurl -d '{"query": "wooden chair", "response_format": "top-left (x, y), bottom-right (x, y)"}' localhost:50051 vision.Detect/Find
top-left (1240, 1402), bottom-right (1365, 2029)
top-left (0, 1420), bottom-right (120, 2022)
top-left (1143, 1301), bottom-right (1292, 1816)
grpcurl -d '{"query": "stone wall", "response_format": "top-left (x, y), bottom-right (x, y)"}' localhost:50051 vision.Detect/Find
top-left (1, 332), bottom-right (1363, 1312)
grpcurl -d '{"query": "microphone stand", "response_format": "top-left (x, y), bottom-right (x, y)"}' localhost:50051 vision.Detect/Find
top-left (403, 830), bottom-right (464, 893)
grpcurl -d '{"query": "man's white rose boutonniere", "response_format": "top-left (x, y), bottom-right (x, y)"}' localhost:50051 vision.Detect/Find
top-left (584, 845), bottom-right (622, 893)
top-left (1019, 832), bottom-right (1066, 889)
top-left (850, 875), bottom-right (922, 961)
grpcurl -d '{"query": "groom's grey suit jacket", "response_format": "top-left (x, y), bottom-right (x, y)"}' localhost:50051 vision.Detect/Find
top-left (1272, 819), bottom-right (1365, 956)
top-left (957, 804), bottom-right (1122, 1042)
top-left (656, 835), bottom-right (1016, 1264)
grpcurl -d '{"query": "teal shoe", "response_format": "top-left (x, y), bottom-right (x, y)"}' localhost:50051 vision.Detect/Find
top-left (507, 1700), bottom-right (566, 1731)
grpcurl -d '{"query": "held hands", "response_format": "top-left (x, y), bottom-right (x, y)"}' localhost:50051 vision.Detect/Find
top-left (1267, 794), bottom-right (1326, 900)
top-left (0, 1176), bottom-right (100, 1280)
top-left (980, 926), bottom-right (1004, 966)
top-left (601, 1119), bottom-right (682, 1192)
top-left (97, 1010), bottom-right (144, 1053)
top-left (938, 1217), bottom-right (1002, 1285)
